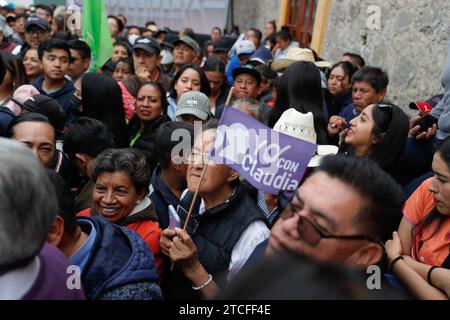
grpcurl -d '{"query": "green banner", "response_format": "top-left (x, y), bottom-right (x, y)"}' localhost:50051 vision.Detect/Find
top-left (82, 0), bottom-right (112, 72)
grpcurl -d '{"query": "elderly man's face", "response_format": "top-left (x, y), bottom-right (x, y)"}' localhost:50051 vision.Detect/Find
top-left (12, 121), bottom-right (55, 167)
top-left (267, 172), bottom-right (376, 268)
top-left (173, 43), bottom-right (197, 67)
top-left (187, 129), bottom-right (238, 194)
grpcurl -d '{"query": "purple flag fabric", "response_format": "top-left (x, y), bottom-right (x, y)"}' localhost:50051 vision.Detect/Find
top-left (210, 107), bottom-right (317, 195)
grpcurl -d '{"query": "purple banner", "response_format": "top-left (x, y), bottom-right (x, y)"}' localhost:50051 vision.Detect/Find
top-left (210, 107), bottom-right (317, 195)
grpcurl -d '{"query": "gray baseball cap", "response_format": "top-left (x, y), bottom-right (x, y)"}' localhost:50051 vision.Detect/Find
top-left (176, 91), bottom-right (211, 120)
top-left (173, 36), bottom-right (201, 54)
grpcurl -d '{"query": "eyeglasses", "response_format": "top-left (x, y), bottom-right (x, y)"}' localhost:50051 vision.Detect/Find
top-left (283, 194), bottom-right (378, 247)
top-left (189, 149), bottom-right (215, 165)
top-left (26, 28), bottom-right (46, 35)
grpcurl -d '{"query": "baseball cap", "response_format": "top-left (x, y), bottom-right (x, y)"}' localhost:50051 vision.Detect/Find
top-left (17, 94), bottom-right (66, 131)
top-left (213, 39), bottom-right (229, 52)
top-left (173, 36), bottom-right (201, 54)
top-left (176, 91), bottom-right (211, 121)
top-left (161, 41), bottom-right (175, 50)
top-left (25, 16), bottom-right (50, 32)
top-left (409, 94), bottom-right (444, 114)
top-left (5, 84), bottom-right (40, 116)
top-left (155, 28), bottom-right (170, 39)
top-left (232, 64), bottom-right (262, 85)
top-left (249, 47), bottom-right (273, 65)
top-left (236, 40), bottom-right (256, 56)
top-left (133, 37), bottom-right (161, 55)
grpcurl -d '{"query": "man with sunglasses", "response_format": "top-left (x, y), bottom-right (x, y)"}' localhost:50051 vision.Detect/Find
top-left (250, 155), bottom-right (403, 270)
top-left (12, 16), bottom-right (51, 58)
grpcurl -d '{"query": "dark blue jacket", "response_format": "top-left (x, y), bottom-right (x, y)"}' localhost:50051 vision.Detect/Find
top-left (78, 216), bottom-right (162, 300)
top-left (32, 76), bottom-right (76, 125)
top-left (324, 90), bottom-right (353, 119)
top-left (149, 167), bottom-right (181, 230)
top-left (0, 106), bottom-right (15, 137)
top-left (339, 102), bottom-right (359, 125)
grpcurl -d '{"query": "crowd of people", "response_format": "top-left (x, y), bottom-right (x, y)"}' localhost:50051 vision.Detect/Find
top-left (0, 4), bottom-right (449, 300)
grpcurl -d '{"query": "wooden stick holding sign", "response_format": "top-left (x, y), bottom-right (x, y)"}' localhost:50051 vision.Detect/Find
top-left (225, 87), bottom-right (235, 106)
top-left (170, 87), bottom-right (235, 271)
top-left (181, 86), bottom-right (234, 232)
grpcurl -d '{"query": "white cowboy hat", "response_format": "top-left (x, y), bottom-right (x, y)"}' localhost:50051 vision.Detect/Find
top-left (273, 108), bottom-right (338, 167)
top-left (271, 47), bottom-right (331, 72)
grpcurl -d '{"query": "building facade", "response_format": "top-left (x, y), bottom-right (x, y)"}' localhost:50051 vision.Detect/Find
top-left (232, 0), bottom-right (449, 112)
top-left (321, 0), bottom-right (449, 113)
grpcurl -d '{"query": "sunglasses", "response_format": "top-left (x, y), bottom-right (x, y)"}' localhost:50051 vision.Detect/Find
top-left (283, 193), bottom-right (378, 247)
top-left (377, 103), bottom-right (392, 111)
top-left (376, 103), bottom-right (393, 131)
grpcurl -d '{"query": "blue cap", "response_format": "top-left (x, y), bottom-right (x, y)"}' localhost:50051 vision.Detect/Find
top-left (249, 47), bottom-right (273, 65)
top-left (25, 16), bottom-right (50, 32)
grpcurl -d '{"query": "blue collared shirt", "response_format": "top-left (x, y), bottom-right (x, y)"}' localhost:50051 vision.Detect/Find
top-left (70, 219), bottom-right (97, 272)
top-left (257, 190), bottom-right (278, 225)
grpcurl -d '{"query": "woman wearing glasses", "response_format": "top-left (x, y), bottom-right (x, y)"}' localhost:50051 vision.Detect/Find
top-left (340, 101), bottom-right (409, 181)
top-left (385, 138), bottom-right (450, 299)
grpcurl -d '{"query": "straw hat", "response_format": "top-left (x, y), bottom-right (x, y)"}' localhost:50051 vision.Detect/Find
top-left (271, 48), bottom-right (331, 72)
top-left (273, 108), bottom-right (338, 167)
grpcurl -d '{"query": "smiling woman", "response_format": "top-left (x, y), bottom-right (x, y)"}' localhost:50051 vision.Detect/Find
top-left (77, 148), bottom-right (164, 280)
top-left (22, 47), bottom-right (43, 83)
top-left (340, 101), bottom-right (409, 181)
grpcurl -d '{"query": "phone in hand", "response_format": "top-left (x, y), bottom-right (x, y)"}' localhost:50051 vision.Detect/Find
top-left (417, 114), bottom-right (438, 133)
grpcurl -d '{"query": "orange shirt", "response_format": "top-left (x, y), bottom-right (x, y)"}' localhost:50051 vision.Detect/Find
top-left (403, 178), bottom-right (450, 266)
top-left (78, 208), bottom-right (164, 279)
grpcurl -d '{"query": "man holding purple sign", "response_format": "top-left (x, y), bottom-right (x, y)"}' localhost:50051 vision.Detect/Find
top-left (160, 107), bottom-right (337, 299)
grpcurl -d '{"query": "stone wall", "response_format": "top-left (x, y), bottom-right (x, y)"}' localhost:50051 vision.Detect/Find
top-left (321, 0), bottom-right (450, 112)
top-left (231, 0), bottom-right (282, 34)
